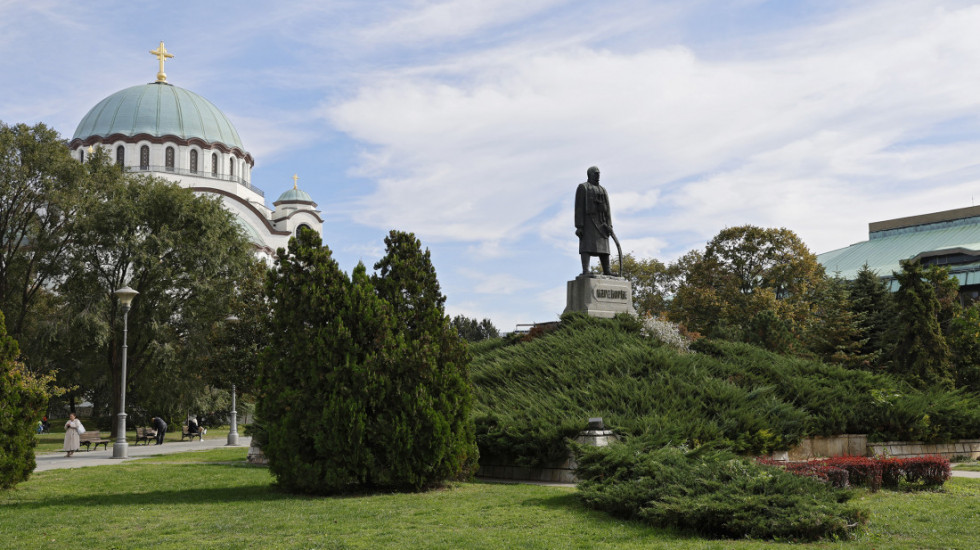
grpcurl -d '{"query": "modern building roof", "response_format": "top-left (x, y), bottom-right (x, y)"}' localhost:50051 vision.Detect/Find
top-left (72, 82), bottom-right (244, 150)
top-left (818, 205), bottom-right (980, 288)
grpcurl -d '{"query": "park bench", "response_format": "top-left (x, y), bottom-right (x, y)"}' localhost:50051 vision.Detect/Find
top-left (135, 427), bottom-right (155, 445)
top-left (181, 425), bottom-right (203, 441)
top-left (78, 431), bottom-right (110, 451)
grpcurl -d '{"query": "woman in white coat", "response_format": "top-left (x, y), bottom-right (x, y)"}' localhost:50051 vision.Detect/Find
top-left (63, 413), bottom-right (82, 457)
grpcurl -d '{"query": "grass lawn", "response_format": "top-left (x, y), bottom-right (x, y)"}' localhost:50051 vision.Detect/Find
top-left (953, 461), bottom-right (980, 472)
top-left (2, 449), bottom-right (978, 549)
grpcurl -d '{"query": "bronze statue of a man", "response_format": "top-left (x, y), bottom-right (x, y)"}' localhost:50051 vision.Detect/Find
top-left (575, 166), bottom-right (613, 275)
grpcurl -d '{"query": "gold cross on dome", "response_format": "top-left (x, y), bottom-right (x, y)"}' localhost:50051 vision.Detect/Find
top-left (149, 41), bottom-right (174, 83)
top-left (292, 174), bottom-right (299, 189)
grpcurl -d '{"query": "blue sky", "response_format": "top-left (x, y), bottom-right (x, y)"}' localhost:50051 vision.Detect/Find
top-left (3, 1), bottom-right (980, 331)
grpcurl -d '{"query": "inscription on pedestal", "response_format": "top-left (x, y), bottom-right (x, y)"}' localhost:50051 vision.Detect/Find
top-left (594, 288), bottom-right (629, 301)
top-left (564, 275), bottom-right (636, 318)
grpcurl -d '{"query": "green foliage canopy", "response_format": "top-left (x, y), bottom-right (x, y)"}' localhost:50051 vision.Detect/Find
top-left (450, 315), bottom-right (499, 342)
top-left (0, 310), bottom-right (50, 489)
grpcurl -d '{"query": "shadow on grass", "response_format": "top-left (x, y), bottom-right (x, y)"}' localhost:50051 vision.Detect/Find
top-left (519, 490), bottom-right (695, 543)
top-left (9, 484), bottom-right (301, 511)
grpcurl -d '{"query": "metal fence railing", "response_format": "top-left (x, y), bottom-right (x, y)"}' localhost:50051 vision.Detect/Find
top-left (127, 165), bottom-right (265, 198)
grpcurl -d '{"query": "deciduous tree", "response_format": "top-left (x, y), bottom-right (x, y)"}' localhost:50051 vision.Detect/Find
top-left (57, 161), bottom-right (258, 430)
top-left (0, 122), bottom-right (100, 355)
top-left (669, 226), bottom-right (825, 342)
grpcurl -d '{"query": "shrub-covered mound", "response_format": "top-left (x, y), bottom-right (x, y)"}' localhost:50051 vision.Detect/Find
top-left (471, 314), bottom-right (980, 466)
top-left (575, 443), bottom-right (865, 541)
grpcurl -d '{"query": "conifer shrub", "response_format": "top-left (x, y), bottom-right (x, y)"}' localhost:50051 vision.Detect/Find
top-left (471, 316), bottom-right (980, 467)
top-left (576, 442), bottom-right (865, 541)
top-left (256, 230), bottom-right (477, 494)
top-left (370, 230), bottom-right (479, 488)
top-left (0, 311), bottom-right (50, 490)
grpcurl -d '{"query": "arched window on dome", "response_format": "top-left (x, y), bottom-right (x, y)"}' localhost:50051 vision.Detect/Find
top-left (116, 146), bottom-right (125, 167)
top-left (165, 147), bottom-right (175, 172)
top-left (229, 158), bottom-right (235, 180)
top-left (140, 146), bottom-right (149, 170)
top-left (190, 150), bottom-right (198, 174)
top-left (296, 223), bottom-right (312, 236)
top-left (79, 149), bottom-right (84, 163)
top-left (211, 153), bottom-right (217, 177)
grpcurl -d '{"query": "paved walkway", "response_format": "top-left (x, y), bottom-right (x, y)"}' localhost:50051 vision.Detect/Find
top-left (33, 441), bottom-right (980, 480)
top-left (34, 436), bottom-right (252, 472)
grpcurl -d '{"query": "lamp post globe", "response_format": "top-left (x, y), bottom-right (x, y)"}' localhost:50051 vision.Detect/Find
top-left (112, 286), bottom-right (138, 459)
top-left (225, 315), bottom-right (240, 446)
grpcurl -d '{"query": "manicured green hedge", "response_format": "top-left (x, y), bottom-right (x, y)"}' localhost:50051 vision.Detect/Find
top-left (471, 314), bottom-right (980, 466)
top-left (575, 443), bottom-right (865, 541)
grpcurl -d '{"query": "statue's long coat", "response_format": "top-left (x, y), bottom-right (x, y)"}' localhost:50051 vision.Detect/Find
top-left (575, 182), bottom-right (611, 255)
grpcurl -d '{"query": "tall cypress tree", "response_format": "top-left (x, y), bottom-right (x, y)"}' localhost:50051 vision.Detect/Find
top-left (257, 229), bottom-right (395, 493)
top-left (257, 229), bottom-right (477, 494)
top-left (847, 264), bottom-right (893, 367)
top-left (372, 230), bottom-right (479, 489)
top-left (889, 260), bottom-right (953, 388)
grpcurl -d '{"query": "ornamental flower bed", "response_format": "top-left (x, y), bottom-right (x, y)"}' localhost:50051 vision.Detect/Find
top-left (758, 455), bottom-right (950, 492)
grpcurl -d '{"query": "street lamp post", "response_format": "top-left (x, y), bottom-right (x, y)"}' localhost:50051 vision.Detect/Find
top-left (225, 315), bottom-right (240, 446)
top-left (228, 383), bottom-right (239, 446)
top-left (112, 286), bottom-right (139, 459)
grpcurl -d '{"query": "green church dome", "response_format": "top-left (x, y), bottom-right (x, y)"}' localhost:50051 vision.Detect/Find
top-left (275, 187), bottom-right (314, 204)
top-left (72, 82), bottom-right (244, 150)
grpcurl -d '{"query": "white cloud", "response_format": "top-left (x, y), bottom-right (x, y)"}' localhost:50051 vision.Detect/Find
top-left (358, 0), bottom-right (567, 46)
top-left (325, 1), bottom-right (980, 262)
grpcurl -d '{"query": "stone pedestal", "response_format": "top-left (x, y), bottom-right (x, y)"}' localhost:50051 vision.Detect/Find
top-left (477, 417), bottom-right (620, 483)
top-left (247, 440), bottom-right (268, 466)
top-left (563, 274), bottom-right (636, 318)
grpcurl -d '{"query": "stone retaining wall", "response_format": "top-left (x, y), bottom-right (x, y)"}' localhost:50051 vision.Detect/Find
top-left (772, 435), bottom-right (980, 461)
top-left (783, 434), bottom-right (868, 461)
top-left (478, 460), bottom-right (577, 484)
top-left (867, 439), bottom-right (980, 460)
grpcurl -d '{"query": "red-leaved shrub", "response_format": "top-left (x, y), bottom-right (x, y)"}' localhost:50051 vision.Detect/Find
top-left (758, 455), bottom-right (950, 491)
top-left (903, 455), bottom-right (951, 487)
top-left (822, 456), bottom-right (882, 492)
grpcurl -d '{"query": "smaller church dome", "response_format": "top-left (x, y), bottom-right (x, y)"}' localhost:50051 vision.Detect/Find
top-left (275, 187), bottom-right (314, 204)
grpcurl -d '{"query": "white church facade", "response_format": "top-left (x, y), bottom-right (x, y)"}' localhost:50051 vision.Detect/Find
top-left (67, 42), bottom-right (322, 260)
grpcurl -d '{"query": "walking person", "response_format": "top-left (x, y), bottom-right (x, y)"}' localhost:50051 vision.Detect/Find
top-left (63, 413), bottom-right (83, 457)
top-left (151, 416), bottom-right (167, 445)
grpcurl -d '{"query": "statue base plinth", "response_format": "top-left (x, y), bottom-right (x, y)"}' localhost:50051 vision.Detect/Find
top-left (563, 275), bottom-right (636, 318)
